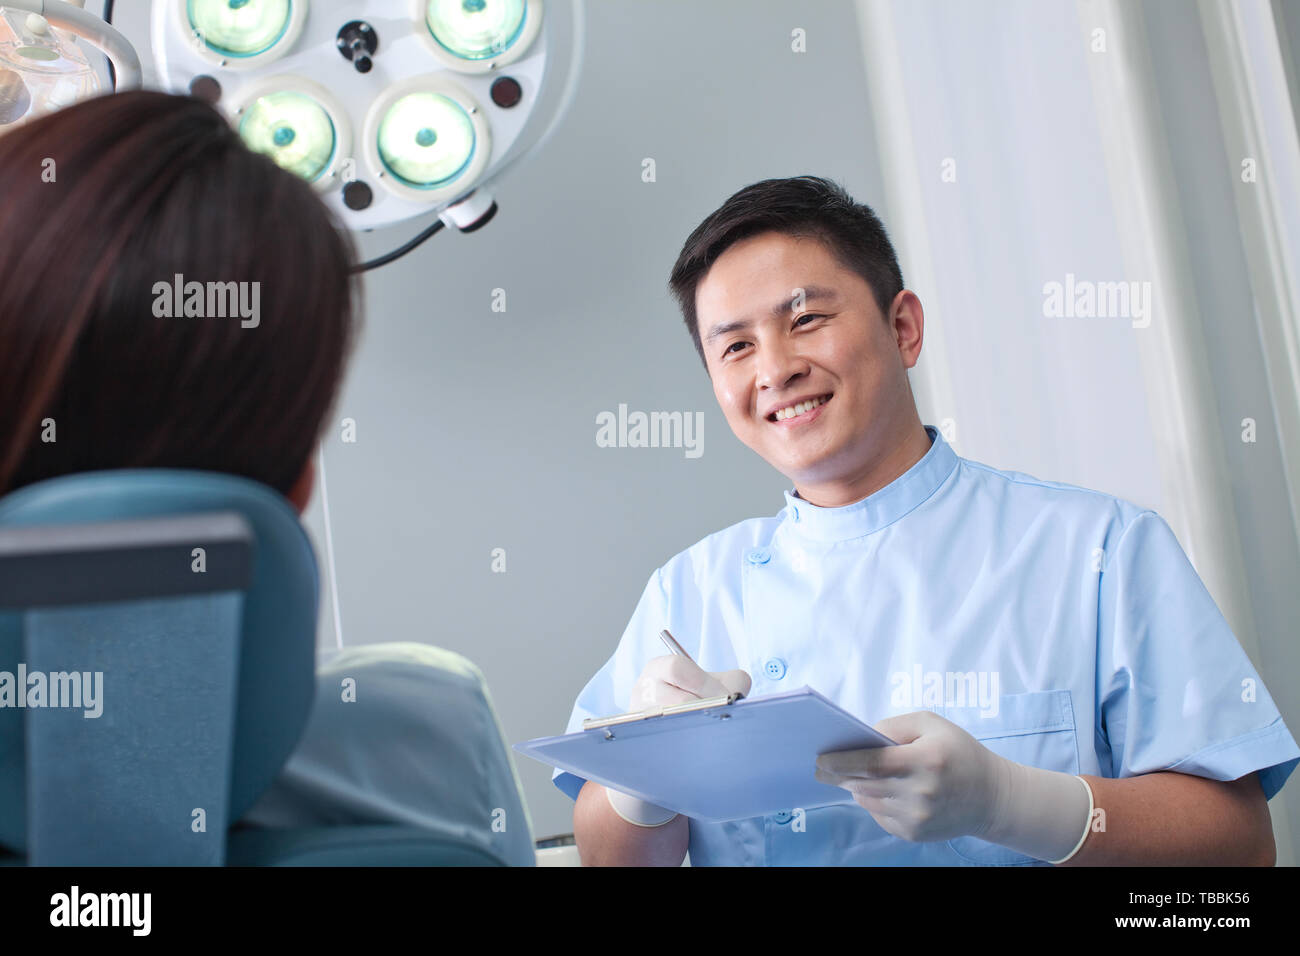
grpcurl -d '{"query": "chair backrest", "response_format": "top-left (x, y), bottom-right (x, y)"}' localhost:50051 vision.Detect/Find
top-left (0, 470), bottom-right (318, 865)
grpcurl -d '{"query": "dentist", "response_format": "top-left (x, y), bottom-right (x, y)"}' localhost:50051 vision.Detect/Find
top-left (556, 176), bottom-right (1299, 866)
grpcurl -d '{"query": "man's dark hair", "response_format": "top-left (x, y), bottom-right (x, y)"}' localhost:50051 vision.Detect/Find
top-left (668, 175), bottom-right (904, 369)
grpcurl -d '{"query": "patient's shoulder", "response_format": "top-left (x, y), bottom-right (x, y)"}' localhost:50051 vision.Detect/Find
top-left (314, 642), bottom-right (491, 704)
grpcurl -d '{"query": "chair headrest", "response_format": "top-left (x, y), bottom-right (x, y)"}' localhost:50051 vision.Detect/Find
top-left (0, 470), bottom-right (318, 853)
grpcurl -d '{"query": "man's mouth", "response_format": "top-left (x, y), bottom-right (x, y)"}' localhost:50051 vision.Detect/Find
top-left (767, 393), bottom-right (832, 423)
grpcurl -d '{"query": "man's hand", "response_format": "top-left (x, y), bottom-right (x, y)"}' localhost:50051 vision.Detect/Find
top-left (629, 655), bottom-right (752, 711)
top-left (814, 710), bottom-right (1003, 842)
top-left (607, 655), bottom-right (752, 827)
top-left (814, 710), bottom-right (1092, 862)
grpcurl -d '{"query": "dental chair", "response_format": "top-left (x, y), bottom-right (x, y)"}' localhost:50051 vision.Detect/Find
top-left (0, 470), bottom-right (504, 866)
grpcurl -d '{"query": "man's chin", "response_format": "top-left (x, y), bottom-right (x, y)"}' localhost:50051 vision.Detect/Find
top-left (740, 431), bottom-right (843, 481)
top-left (760, 454), bottom-right (835, 488)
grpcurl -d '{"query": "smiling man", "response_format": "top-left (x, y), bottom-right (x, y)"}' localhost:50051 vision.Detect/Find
top-left (555, 175), bottom-right (1300, 866)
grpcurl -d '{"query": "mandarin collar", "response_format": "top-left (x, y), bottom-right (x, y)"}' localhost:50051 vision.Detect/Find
top-left (780, 425), bottom-right (957, 543)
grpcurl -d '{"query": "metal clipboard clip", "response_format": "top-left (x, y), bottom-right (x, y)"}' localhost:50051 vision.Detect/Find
top-left (582, 691), bottom-right (745, 736)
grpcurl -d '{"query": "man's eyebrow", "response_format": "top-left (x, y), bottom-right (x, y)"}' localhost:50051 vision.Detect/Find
top-left (703, 285), bottom-right (841, 343)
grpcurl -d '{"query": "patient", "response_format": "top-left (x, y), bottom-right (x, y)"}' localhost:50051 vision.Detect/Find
top-left (0, 90), bottom-right (534, 865)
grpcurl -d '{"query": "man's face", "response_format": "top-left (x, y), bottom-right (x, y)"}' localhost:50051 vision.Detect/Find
top-left (697, 231), bottom-right (919, 490)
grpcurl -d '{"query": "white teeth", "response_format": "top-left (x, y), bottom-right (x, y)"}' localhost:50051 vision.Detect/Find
top-left (773, 395), bottom-right (828, 421)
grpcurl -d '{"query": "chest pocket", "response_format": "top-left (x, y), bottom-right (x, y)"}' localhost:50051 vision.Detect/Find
top-left (935, 689), bottom-right (1080, 866)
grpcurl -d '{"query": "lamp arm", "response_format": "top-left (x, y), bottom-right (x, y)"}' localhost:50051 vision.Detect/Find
top-left (4, 0), bottom-right (142, 89)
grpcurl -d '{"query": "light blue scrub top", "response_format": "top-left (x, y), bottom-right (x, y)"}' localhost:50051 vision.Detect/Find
top-left (554, 425), bottom-right (1300, 866)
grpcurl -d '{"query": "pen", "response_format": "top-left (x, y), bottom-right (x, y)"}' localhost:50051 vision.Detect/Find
top-left (659, 628), bottom-right (692, 661)
top-left (660, 628), bottom-right (744, 700)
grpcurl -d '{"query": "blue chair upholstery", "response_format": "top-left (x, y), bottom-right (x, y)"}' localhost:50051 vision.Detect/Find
top-left (0, 470), bottom-right (503, 866)
top-left (225, 825), bottom-right (505, 866)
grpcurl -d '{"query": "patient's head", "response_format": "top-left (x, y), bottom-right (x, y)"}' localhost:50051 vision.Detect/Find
top-left (0, 90), bottom-right (359, 511)
top-left (667, 176), bottom-right (928, 507)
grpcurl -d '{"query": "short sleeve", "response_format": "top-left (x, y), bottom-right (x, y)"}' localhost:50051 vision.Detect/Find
top-left (551, 567), bottom-right (668, 802)
top-left (1096, 511), bottom-right (1300, 799)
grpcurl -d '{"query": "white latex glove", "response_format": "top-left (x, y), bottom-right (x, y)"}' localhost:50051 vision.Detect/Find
top-left (629, 655), bottom-right (752, 711)
top-left (606, 655), bottom-right (753, 827)
top-left (814, 710), bottom-right (1093, 863)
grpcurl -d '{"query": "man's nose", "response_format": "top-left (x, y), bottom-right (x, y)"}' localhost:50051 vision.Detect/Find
top-left (754, 336), bottom-right (807, 392)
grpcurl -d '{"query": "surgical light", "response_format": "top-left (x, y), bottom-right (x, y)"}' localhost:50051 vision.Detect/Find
top-left (423, 0), bottom-right (525, 61)
top-left (187, 0), bottom-right (293, 59)
top-left (150, 0), bottom-right (583, 264)
top-left (0, 1), bottom-right (141, 129)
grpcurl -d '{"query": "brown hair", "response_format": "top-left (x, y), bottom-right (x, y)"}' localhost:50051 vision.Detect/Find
top-left (668, 175), bottom-right (903, 370)
top-left (0, 90), bottom-right (360, 498)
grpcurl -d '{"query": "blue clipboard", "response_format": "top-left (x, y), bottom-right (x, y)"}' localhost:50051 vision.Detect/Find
top-left (515, 686), bottom-right (896, 823)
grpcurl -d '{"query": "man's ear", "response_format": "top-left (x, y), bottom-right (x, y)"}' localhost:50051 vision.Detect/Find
top-left (286, 456), bottom-right (316, 515)
top-left (892, 289), bottom-right (924, 368)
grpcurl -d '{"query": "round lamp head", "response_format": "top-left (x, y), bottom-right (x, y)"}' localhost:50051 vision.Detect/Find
top-left (238, 88), bottom-right (337, 182)
top-left (187, 0), bottom-right (294, 58)
top-left (423, 0), bottom-right (526, 60)
top-left (377, 90), bottom-right (475, 189)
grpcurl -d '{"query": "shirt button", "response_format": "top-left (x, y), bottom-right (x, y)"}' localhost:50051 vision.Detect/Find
top-left (746, 547), bottom-right (771, 565)
top-left (764, 657), bottom-right (787, 680)
top-left (773, 810), bottom-right (793, 824)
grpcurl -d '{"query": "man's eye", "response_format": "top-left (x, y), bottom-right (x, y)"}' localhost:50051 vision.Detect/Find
top-left (723, 341), bottom-right (748, 356)
top-left (795, 313), bottom-right (825, 327)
